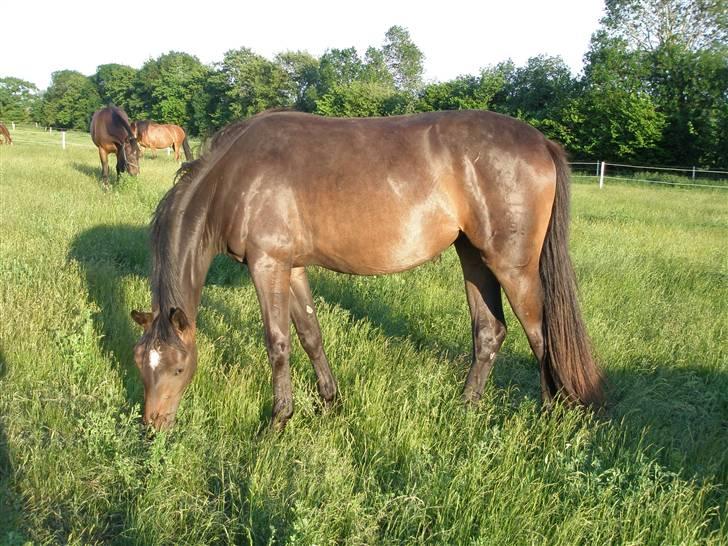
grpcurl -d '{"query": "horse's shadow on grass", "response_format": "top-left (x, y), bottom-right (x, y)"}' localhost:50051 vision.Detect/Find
top-left (0, 348), bottom-right (25, 545)
top-left (68, 224), bottom-right (728, 499)
top-left (71, 161), bottom-right (100, 179)
top-left (68, 225), bottom-right (150, 405)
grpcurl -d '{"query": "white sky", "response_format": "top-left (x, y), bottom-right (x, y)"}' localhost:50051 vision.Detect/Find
top-left (3, 0), bottom-right (605, 90)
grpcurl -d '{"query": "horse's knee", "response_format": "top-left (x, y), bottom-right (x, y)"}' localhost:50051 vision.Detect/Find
top-left (267, 336), bottom-right (291, 367)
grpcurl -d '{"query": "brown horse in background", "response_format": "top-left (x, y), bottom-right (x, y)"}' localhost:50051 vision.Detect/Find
top-left (90, 106), bottom-right (140, 186)
top-left (131, 120), bottom-right (192, 161)
top-left (0, 122), bottom-right (11, 144)
top-left (131, 109), bottom-right (603, 431)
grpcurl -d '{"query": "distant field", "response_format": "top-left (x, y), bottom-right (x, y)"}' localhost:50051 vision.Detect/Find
top-left (1, 126), bottom-right (726, 545)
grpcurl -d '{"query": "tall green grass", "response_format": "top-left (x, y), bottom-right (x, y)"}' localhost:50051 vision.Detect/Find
top-left (1, 126), bottom-right (726, 544)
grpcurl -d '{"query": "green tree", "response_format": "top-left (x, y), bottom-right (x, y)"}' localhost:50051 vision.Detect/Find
top-left (489, 55), bottom-right (579, 143)
top-left (417, 68), bottom-right (507, 112)
top-left (0, 77), bottom-right (39, 123)
top-left (316, 45), bottom-right (402, 117)
top-left (275, 51), bottom-right (320, 112)
top-left (207, 47), bottom-right (291, 129)
top-left (39, 70), bottom-right (102, 130)
top-left (382, 25), bottom-right (424, 97)
top-left (500, 55), bottom-right (577, 120)
top-left (317, 48), bottom-right (365, 97)
top-left (315, 27), bottom-right (426, 118)
top-left (315, 80), bottom-right (398, 117)
top-left (92, 64), bottom-right (138, 110)
top-left (133, 52), bottom-right (210, 130)
top-left (603, 0), bottom-right (727, 53)
top-left (576, 33), bottom-right (666, 160)
top-left (600, 0), bottom-right (728, 166)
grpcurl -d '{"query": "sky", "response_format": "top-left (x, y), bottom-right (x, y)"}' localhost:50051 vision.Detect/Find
top-left (3, 0), bottom-right (605, 90)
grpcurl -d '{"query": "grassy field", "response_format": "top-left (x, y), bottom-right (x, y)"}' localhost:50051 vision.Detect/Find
top-left (1, 126), bottom-right (726, 545)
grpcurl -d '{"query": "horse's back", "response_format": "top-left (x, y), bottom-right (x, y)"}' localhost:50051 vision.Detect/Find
top-left (166, 124), bottom-right (185, 141)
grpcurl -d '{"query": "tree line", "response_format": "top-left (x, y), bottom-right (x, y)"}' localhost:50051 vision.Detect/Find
top-left (1, 1), bottom-right (726, 167)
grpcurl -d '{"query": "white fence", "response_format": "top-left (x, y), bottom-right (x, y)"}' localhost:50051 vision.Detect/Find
top-left (570, 161), bottom-right (728, 190)
top-left (4, 124), bottom-right (173, 155)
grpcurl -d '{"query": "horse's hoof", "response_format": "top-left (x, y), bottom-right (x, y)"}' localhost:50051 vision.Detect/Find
top-left (271, 399), bottom-right (293, 431)
top-left (318, 379), bottom-right (338, 406)
top-left (462, 388), bottom-right (483, 406)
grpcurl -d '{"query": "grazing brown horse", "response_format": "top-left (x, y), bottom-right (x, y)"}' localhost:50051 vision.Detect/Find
top-left (0, 122), bottom-right (11, 144)
top-left (131, 109), bottom-right (603, 431)
top-left (131, 120), bottom-right (192, 161)
top-left (90, 106), bottom-right (140, 185)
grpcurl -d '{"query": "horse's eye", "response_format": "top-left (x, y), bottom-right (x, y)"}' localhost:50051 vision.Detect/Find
top-left (175, 368), bottom-right (184, 376)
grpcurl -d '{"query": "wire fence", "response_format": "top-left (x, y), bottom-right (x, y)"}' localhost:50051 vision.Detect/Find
top-left (570, 161), bottom-right (728, 190)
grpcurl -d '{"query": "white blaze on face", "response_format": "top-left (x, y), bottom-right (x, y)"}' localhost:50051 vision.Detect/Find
top-left (148, 349), bottom-right (161, 371)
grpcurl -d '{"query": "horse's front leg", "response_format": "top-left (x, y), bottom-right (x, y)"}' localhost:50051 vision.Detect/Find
top-left (289, 267), bottom-right (337, 406)
top-left (249, 253), bottom-right (294, 429)
top-left (98, 148), bottom-right (110, 188)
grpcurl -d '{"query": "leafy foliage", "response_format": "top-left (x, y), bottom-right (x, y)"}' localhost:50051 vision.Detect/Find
top-left (133, 52), bottom-right (210, 132)
top-left (382, 25), bottom-right (424, 94)
top-left (38, 70), bottom-right (102, 130)
top-left (207, 48), bottom-right (291, 129)
top-left (417, 68), bottom-right (507, 112)
top-left (93, 64), bottom-right (137, 109)
top-left (0, 77), bottom-right (39, 123)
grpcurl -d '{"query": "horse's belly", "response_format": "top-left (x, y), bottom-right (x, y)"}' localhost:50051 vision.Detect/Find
top-left (308, 201), bottom-right (460, 275)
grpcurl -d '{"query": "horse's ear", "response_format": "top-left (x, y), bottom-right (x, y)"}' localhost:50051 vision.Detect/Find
top-left (170, 307), bottom-right (190, 333)
top-left (131, 310), bottom-right (153, 332)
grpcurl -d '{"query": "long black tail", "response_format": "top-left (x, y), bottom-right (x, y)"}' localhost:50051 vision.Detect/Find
top-left (540, 140), bottom-right (603, 407)
top-left (182, 137), bottom-right (193, 161)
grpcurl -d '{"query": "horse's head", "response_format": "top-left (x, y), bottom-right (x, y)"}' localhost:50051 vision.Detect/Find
top-left (131, 308), bottom-right (198, 430)
top-left (122, 137), bottom-right (141, 176)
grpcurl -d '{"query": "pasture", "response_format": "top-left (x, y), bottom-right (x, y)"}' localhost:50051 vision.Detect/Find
top-left (1, 125), bottom-right (726, 545)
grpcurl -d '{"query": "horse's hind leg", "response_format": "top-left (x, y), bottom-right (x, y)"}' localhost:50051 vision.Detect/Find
top-left (289, 267), bottom-right (337, 405)
top-left (491, 264), bottom-right (556, 407)
top-left (172, 142), bottom-right (180, 161)
top-left (455, 236), bottom-right (507, 403)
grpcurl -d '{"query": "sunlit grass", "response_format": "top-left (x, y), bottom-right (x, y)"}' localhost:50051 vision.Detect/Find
top-left (1, 127), bottom-right (726, 544)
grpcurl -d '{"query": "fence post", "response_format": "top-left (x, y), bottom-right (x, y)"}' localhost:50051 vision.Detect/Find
top-left (599, 161), bottom-right (605, 189)
top-left (61, 131), bottom-right (66, 150)
top-left (595, 162), bottom-right (599, 176)
top-left (49, 127), bottom-right (53, 134)
top-left (167, 147), bottom-right (171, 156)
top-left (11, 122), bottom-right (15, 130)
top-left (692, 166), bottom-right (696, 180)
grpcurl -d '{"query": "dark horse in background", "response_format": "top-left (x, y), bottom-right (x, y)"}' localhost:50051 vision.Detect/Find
top-left (131, 120), bottom-right (192, 161)
top-left (131, 110), bottom-right (603, 431)
top-left (0, 122), bottom-right (11, 144)
top-left (90, 106), bottom-right (140, 186)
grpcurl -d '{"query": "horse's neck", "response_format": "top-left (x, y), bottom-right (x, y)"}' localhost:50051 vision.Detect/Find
top-left (154, 183), bottom-right (221, 322)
